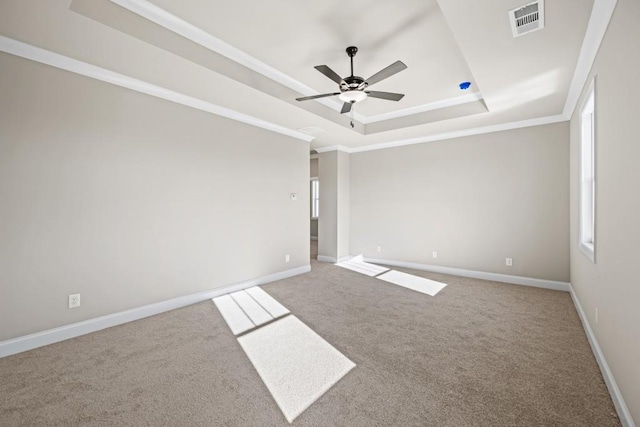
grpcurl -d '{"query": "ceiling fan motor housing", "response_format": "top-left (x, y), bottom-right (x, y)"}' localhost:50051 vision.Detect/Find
top-left (340, 76), bottom-right (367, 92)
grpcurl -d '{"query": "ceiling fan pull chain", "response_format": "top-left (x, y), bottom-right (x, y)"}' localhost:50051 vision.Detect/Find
top-left (350, 106), bottom-right (354, 128)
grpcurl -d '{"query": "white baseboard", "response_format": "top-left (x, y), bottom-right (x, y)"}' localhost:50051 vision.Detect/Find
top-left (362, 257), bottom-right (570, 292)
top-left (0, 265), bottom-right (311, 359)
top-left (310, 236), bottom-right (318, 241)
top-left (569, 285), bottom-right (636, 427)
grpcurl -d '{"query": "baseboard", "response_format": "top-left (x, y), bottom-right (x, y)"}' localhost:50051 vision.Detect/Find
top-left (362, 257), bottom-right (570, 292)
top-left (310, 236), bottom-right (318, 241)
top-left (0, 264), bottom-right (311, 359)
top-left (569, 285), bottom-right (636, 427)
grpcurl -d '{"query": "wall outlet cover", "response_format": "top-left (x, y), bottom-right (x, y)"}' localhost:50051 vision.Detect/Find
top-left (68, 293), bottom-right (81, 309)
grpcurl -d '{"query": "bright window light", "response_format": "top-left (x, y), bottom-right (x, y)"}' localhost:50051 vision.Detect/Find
top-left (311, 179), bottom-right (319, 219)
top-left (579, 80), bottom-right (596, 262)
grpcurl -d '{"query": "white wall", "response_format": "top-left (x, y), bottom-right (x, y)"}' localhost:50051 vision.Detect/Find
top-left (569, 0), bottom-right (640, 422)
top-left (0, 53), bottom-right (309, 341)
top-left (350, 123), bottom-right (570, 282)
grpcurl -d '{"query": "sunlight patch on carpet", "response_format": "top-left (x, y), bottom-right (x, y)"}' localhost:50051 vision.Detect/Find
top-left (336, 254), bottom-right (390, 277)
top-left (377, 270), bottom-right (447, 296)
top-left (237, 315), bottom-right (355, 423)
top-left (230, 290), bottom-right (272, 327)
top-left (213, 286), bottom-right (292, 335)
top-left (245, 286), bottom-right (290, 318)
top-left (212, 294), bottom-right (254, 335)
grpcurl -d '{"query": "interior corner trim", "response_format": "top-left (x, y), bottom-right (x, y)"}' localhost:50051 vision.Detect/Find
top-left (0, 35), bottom-right (315, 143)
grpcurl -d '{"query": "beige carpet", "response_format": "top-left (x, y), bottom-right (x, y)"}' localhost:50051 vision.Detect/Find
top-left (0, 260), bottom-right (620, 426)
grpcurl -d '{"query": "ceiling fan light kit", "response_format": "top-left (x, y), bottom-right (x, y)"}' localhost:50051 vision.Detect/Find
top-left (296, 46), bottom-right (407, 125)
top-left (338, 90), bottom-right (367, 103)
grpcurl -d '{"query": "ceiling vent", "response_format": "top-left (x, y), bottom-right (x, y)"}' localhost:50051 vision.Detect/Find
top-left (509, 0), bottom-right (544, 37)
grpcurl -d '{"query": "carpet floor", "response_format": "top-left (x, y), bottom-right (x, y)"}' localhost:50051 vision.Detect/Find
top-left (0, 260), bottom-right (619, 426)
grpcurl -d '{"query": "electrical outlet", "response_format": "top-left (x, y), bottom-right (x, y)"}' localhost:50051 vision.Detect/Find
top-left (68, 293), bottom-right (81, 309)
top-left (595, 307), bottom-right (599, 325)
top-left (285, 254), bottom-right (290, 262)
top-left (376, 246), bottom-right (382, 253)
top-left (506, 258), bottom-right (513, 267)
top-left (432, 251), bottom-right (438, 259)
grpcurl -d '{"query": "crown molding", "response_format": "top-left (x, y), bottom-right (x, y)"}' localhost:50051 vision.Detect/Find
top-left (315, 145), bottom-right (352, 154)
top-left (109, 0), bottom-right (362, 120)
top-left (563, 0), bottom-right (618, 118)
top-left (363, 92), bottom-right (483, 124)
top-left (314, 113), bottom-right (568, 154)
top-left (350, 114), bottom-right (568, 153)
top-left (0, 35), bottom-right (314, 143)
top-left (109, 0), bottom-right (485, 127)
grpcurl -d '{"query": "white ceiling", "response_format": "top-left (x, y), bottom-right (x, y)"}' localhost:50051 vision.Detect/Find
top-left (1, 0), bottom-right (597, 151)
top-left (147, 0), bottom-right (479, 116)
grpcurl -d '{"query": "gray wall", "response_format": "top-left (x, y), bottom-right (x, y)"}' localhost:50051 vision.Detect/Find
top-left (318, 151), bottom-right (350, 261)
top-left (0, 53), bottom-right (309, 341)
top-left (350, 123), bottom-right (570, 282)
top-left (569, 0), bottom-right (640, 421)
top-left (336, 151), bottom-right (350, 259)
top-left (318, 152), bottom-right (338, 260)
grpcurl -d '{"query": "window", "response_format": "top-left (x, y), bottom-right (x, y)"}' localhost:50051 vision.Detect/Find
top-left (579, 81), bottom-right (595, 262)
top-left (311, 179), bottom-right (319, 219)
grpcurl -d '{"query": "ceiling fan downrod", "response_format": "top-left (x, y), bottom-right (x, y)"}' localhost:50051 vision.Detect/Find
top-left (346, 46), bottom-right (358, 77)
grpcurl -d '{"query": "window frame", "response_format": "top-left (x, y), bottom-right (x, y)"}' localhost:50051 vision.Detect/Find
top-left (579, 79), bottom-right (596, 263)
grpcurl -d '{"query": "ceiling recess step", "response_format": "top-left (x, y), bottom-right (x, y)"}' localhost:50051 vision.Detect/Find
top-left (509, 0), bottom-right (545, 37)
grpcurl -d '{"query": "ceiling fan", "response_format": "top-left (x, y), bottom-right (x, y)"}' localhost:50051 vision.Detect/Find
top-left (296, 46), bottom-right (407, 115)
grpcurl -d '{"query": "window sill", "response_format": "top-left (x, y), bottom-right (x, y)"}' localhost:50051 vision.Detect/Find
top-left (579, 241), bottom-right (595, 263)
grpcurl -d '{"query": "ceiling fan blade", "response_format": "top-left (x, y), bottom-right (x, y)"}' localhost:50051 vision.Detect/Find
top-left (314, 65), bottom-right (344, 85)
top-left (340, 102), bottom-right (353, 114)
top-left (296, 92), bottom-right (340, 101)
top-left (364, 61), bottom-right (407, 87)
top-left (365, 91), bottom-right (405, 101)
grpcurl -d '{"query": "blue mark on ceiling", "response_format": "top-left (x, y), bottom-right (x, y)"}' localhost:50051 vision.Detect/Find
top-left (459, 81), bottom-right (471, 90)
